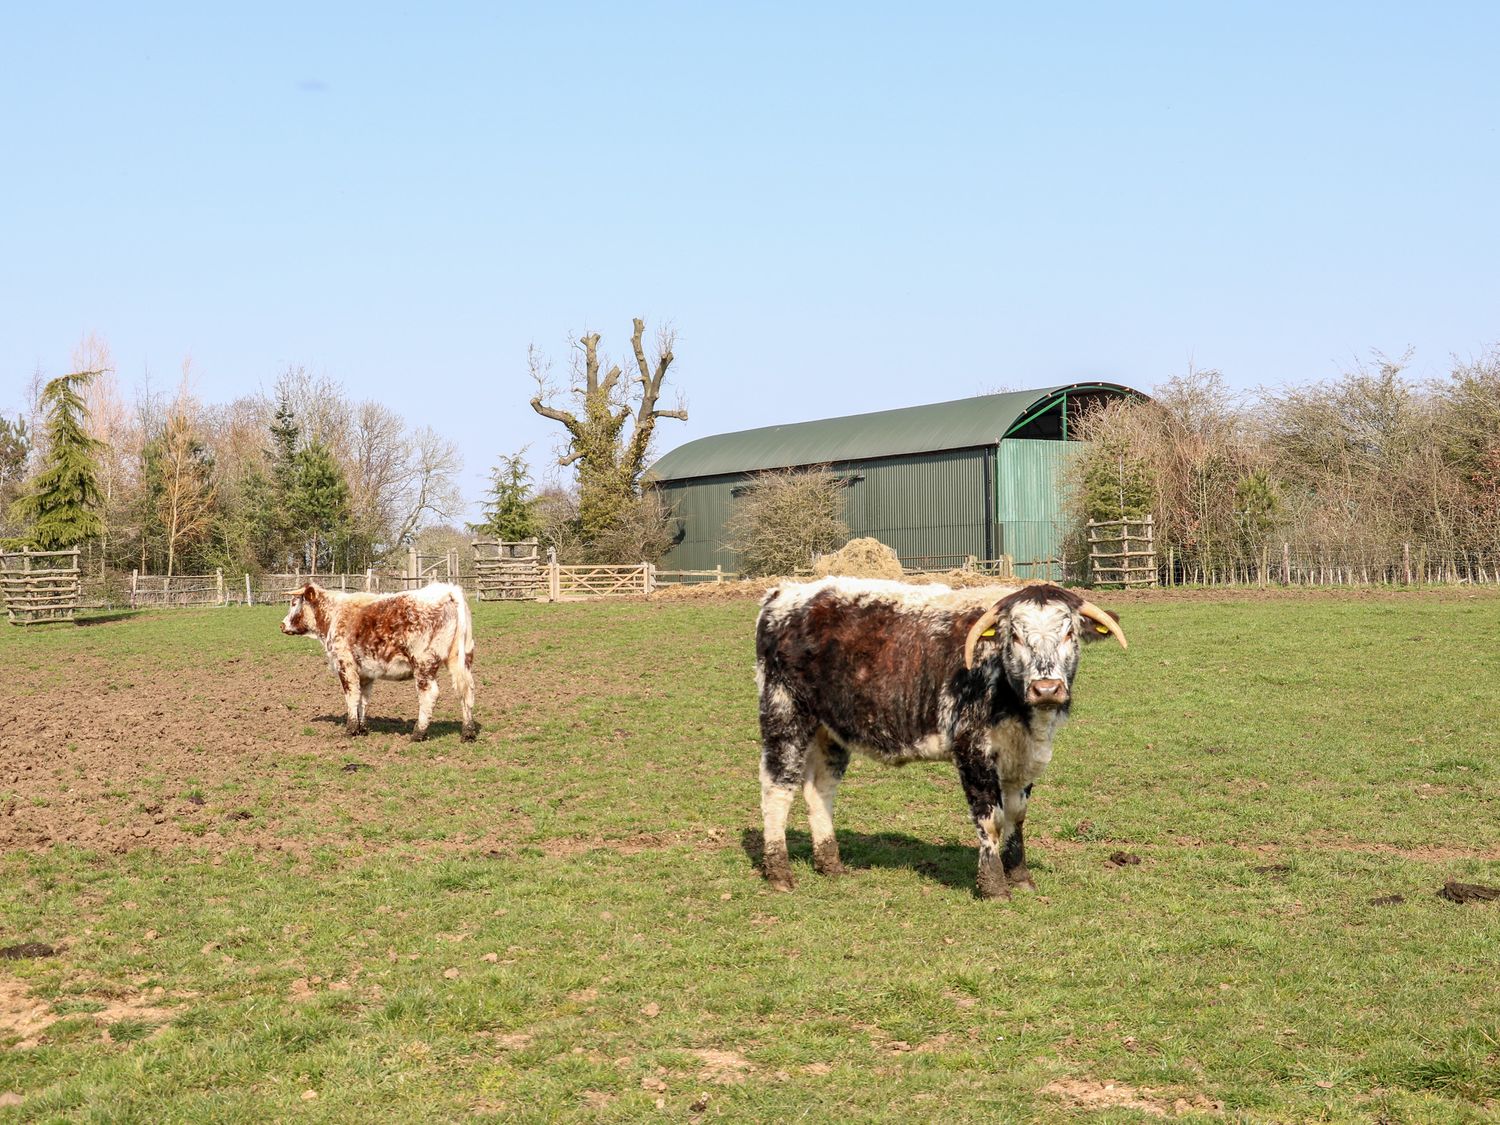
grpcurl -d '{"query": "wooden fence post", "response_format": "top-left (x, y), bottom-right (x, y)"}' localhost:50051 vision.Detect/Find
top-left (245, 573), bottom-right (253, 605)
top-left (547, 549), bottom-right (561, 602)
top-left (131, 569), bottom-right (138, 609)
top-left (1282, 543), bottom-right (1291, 585)
top-left (715, 564), bottom-right (723, 585)
top-left (216, 569), bottom-right (224, 605)
top-left (1403, 543), bottom-right (1412, 585)
top-left (365, 568), bottom-right (374, 592)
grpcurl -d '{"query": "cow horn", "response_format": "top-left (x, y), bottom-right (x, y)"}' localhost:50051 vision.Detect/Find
top-left (963, 604), bottom-right (1004, 670)
top-left (1078, 600), bottom-right (1128, 649)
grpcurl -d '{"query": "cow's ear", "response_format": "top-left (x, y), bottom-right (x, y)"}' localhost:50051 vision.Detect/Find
top-left (301, 584), bottom-right (318, 602)
top-left (1079, 607), bottom-right (1120, 643)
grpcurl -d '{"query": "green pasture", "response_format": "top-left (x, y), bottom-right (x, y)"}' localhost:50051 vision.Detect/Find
top-left (1, 592), bottom-right (1498, 1122)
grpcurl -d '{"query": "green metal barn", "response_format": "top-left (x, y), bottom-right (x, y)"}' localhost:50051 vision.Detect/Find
top-left (647, 382), bottom-right (1143, 579)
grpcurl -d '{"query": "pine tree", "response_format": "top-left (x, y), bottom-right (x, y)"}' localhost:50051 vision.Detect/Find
top-left (290, 440), bottom-right (351, 571)
top-left (267, 395), bottom-right (301, 566)
top-left (471, 452), bottom-right (539, 542)
top-left (10, 371), bottom-right (106, 549)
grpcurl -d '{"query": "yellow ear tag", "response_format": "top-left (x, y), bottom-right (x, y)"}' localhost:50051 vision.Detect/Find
top-left (980, 628), bottom-right (997, 637)
top-left (1095, 625), bottom-right (1110, 634)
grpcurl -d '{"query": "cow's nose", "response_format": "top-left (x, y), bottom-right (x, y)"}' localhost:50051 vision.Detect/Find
top-left (1028, 678), bottom-right (1068, 704)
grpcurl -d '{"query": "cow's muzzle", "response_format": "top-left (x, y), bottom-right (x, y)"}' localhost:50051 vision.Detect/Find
top-left (1026, 678), bottom-right (1069, 706)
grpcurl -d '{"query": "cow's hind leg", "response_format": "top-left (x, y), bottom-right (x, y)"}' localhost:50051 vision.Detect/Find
top-left (355, 677), bottom-right (374, 736)
top-left (804, 732), bottom-right (851, 876)
top-left (760, 685), bottom-right (816, 891)
top-left (337, 660), bottom-right (362, 738)
top-left (411, 663), bottom-right (441, 742)
top-left (449, 651), bottom-right (477, 742)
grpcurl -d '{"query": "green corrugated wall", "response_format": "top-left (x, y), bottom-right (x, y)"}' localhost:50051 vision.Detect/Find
top-left (996, 439), bottom-right (1084, 580)
top-left (656, 448), bottom-right (990, 571)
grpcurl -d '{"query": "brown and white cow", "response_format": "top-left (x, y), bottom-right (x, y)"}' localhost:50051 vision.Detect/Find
top-left (755, 577), bottom-right (1126, 898)
top-left (280, 581), bottom-right (477, 742)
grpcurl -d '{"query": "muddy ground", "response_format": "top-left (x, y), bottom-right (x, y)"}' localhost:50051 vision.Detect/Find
top-left (0, 618), bottom-right (621, 858)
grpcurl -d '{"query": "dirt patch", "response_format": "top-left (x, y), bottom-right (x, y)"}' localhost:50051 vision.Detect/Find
top-left (1107, 851), bottom-right (1142, 867)
top-left (649, 578), bottom-right (780, 603)
top-left (1253, 863), bottom-right (1292, 877)
top-left (1437, 880), bottom-right (1500, 904)
top-left (690, 1048), bottom-right (754, 1085)
top-left (812, 538), bottom-right (905, 580)
top-left (0, 980), bottom-right (53, 1047)
top-left (1041, 1077), bottom-right (1223, 1118)
top-left (1042, 1077), bottom-right (1172, 1117)
top-left (1, 976), bottom-right (183, 1049)
top-left (0, 623), bottom-right (651, 857)
top-left (1369, 893), bottom-right (1405, 906)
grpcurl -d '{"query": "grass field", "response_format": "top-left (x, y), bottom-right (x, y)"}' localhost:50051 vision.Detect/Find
top-left (2, 590), bottom-right (1499, 1122)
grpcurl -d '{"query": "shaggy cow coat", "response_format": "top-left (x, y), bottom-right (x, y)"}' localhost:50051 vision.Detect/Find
top-left (281, 582), bottom-right (477, 742)
top-left (755, 577), bottom-right (1124, 898)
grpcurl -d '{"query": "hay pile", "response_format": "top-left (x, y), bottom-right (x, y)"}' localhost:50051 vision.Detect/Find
top-left (811, 537), bottom-right (905, 580)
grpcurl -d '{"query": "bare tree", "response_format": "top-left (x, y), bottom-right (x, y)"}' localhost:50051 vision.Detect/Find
top-left (383, 425), bottom-right (463, 552)
top-left (529, 317), bottom-right (687, 546)
top-left (155, 372), bottom-right (217, 577)
top-left (74, 335), bottom-right (137, 574)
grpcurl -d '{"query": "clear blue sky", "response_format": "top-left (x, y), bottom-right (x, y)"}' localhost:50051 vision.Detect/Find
top-left (4, 2), bottom-right (1497, 518)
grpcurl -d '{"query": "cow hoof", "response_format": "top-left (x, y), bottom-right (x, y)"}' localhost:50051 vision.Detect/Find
top-left (768, 875), bottom-right (796, 892)
top-left (977, 868), bottom-right (1012, 900)
top-left (461, 723), bottom-right (478, 743)
top-left (1007, 868), bottom-right (1037, 892)
top-left (410, 729), bottom-right (427, 743)
top-left (344, 726), bottom-right (361, 739)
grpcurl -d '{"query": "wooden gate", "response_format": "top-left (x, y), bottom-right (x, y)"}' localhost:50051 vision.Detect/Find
top-left (473, 539), bottom-right (543, 601)
top-left (1087, 516), bottom-right (1157, 587)
top-left (1, 548), bottom-right (82, 624)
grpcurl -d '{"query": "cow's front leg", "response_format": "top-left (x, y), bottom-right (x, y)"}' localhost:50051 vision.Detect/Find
top-left (410, 671), bottom-right (440, 742)
top-left (955, 748), bottom-right (1009, 899)
top-left (1000, 782), bottom-right (1035, 891)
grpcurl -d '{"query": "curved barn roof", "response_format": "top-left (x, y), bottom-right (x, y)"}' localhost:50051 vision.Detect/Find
top-left (647, 382), bottom-right (1137, 483)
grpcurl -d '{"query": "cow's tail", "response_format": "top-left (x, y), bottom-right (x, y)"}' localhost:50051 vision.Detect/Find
top-left (448, 586), bottom-right (477, 740)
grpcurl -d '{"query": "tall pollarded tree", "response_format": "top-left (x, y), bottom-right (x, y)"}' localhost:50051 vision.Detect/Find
top-left (528, 317), bottom-right (686, 546)
top-left (10, 369), bottom-right (106, 549)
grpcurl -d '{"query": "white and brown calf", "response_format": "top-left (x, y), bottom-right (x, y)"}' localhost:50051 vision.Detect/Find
top-left (755, 578), bottom-right (1126, 898)
top-left (281, 582), bottom-right (477, 742)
